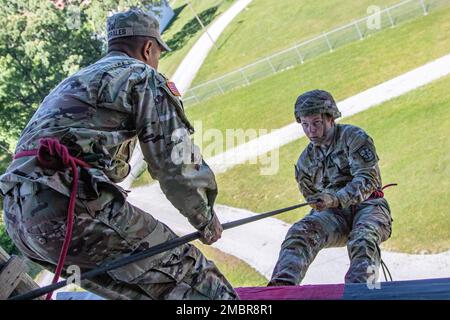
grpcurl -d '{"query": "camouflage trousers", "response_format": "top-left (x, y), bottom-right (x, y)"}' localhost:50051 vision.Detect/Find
top-left (2, 181), bottom-right (237, 300)
top-left (269, 198), bottom-right (392, 285)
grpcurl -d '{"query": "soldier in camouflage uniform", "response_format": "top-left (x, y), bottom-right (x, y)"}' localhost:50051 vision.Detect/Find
top-left (0, 9), bottom-right (237, 300)
top-left (268, 90), bottom-right (393, 286)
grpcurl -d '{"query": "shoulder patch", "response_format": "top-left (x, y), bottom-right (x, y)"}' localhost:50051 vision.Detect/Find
top-left (167, 81), bottom-right (181, 96)
top-left (357, 145), bottom-right (375, 162)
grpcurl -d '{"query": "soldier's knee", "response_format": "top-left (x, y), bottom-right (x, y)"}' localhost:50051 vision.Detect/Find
top-left (281, 236), bottom-right (308, 251)
top-left (347, 237), bottom-right (374, 256)
top-left (349, 223), bottom-right (380, 242)
top-left (282, 219), bottom-right (325, 250)
top-left (348, 228), bottom-right (376, 248)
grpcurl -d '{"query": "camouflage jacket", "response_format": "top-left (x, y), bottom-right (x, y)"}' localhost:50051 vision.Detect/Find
top-left (0, 51), bottom-right (216, 230)
top-left (295, 124), bottom-right (382, 208)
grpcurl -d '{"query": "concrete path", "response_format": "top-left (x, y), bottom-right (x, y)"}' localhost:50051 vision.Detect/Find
top-left (207, 53), bottom-right (450, 173)
top-left (171, 0), bottom-right (254, 94)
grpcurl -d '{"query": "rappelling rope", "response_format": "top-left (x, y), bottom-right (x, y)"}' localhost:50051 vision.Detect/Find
top-left (9, 201), bottom-right (314, 300)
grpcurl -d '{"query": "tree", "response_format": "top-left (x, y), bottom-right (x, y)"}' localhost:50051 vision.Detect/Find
top-left (0, 0), bottom-right (157, 266)
top-left (0, 0), bottom-right (156, 152)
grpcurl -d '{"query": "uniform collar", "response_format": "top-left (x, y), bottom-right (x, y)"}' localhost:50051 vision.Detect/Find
top-left (324, 124), bottom-right (340, 156)
top-left (104, 50), bottom-right (131, 58)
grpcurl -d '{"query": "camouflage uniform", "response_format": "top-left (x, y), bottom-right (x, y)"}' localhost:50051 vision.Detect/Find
top-left (0, 48), bottom-right (237, 300)
top-left (270, 90), bottom-right (393, 285)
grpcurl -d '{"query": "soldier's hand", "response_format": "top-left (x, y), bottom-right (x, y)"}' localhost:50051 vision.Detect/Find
top-left (199, 211), bottom-right (223, 245)
top-left (307, 192), bottom-right (339, 211)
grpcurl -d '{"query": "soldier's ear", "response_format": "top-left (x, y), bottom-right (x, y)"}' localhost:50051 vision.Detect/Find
top-left (143, 39), bottom-right (153, 60)
top-left (323, 114), bottom-right (334, 125)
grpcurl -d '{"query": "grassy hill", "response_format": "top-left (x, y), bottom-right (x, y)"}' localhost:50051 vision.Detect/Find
top-left (192, 0), bottom-right (400, 84)
top-left (214, 74), bottom-right (450, 254)
top-left (185, 5), bottom-right (450, 150)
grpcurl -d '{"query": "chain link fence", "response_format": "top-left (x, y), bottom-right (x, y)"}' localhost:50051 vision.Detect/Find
top-left (182, 0), bottom-right (450, 106)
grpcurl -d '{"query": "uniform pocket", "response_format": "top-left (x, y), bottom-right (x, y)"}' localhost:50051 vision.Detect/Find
top-left (331, 151), bottom-right (350, 171)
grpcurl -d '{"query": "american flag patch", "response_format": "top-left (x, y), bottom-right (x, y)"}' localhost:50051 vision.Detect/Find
top-left (167, 81), bottom-right (181, 96)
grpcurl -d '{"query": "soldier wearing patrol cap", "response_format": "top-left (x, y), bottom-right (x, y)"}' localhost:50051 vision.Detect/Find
top-left (268, 89), bottom-right (393, 286)
top-left (0, 8), bottom-right (237, 300)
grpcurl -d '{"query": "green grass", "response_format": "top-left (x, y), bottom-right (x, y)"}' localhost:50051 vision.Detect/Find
top-left (130, 169), bottom-right (154, 188)
top-left (215, 74), bottom-right (450, 254)
top-left (134, 4), bottom-right (450, 188)
top-left (193, 240), bottom-right (267, 287)
top-left (159, 0), bottom-right (235, 77)
top-left (192, 0), bottom-right (400, 84)
top-left (185, 6), bottom-right (450, 149)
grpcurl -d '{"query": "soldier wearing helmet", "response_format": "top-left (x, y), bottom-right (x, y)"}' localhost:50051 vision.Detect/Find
top-left (269, 89), bottom-right (393, 286)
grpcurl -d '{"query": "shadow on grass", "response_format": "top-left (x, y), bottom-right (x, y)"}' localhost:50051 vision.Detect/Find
top-left (162, 5), bottom-right (220, 57)
top-left (217, 19), bottom-right (244, 49)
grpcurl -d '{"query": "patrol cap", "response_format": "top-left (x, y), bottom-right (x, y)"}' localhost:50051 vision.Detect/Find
top-left (294, 89), bottom-right (341, 121)
top-left (106, 8), bottom-right (171, 52)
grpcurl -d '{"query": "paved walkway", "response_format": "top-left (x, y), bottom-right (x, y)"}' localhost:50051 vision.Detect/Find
top-left (207, 53), bottom-right (450, 173)
top-left (172, 0), bottom-right (254, 94)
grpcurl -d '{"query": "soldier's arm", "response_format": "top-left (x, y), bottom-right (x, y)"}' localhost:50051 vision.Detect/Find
top-left (132, 73), bottom-right (217, 231)
top-left (295, 159), bottom-right (316, 200)
top-left (335, 131), bottom-right (382, 208)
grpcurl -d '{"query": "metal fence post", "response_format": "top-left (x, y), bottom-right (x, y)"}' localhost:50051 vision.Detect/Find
top-left (294, 46), bottom-right (304, 64)
top-left (215, 79), bottom-right (224, 94)
top-left (191, 90), bottom-right (200, 104)
top-left (324, 32), bottom-right (333, 52)
top-left (266, 57), bottom-right (276, 73)
top-left (419, 0), bottom-right (428, 15)
top-left (240, 68), bottom-right (250, 85)
top-left (386, 7), bottom-right (395, 27)
top-left (354, 21), bottom-right (364, 40)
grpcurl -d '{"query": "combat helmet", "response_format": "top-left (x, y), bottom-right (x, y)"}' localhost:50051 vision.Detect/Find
top-left (294, 89), bottom-right (341, 122)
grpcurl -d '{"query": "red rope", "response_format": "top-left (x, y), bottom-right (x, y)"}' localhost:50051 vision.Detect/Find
top-left (350, 183), bottom-right (397, 216)
top-left (14, 138), bottom-right (90, 300)
top-left (368, 183), bottom-right (398, 200)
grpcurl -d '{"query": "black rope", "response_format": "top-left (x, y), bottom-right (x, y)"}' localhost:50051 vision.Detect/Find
top-left (9, 202), bottom-right (313, 300)
top-left (381, 259), bottom-right (393, 282)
